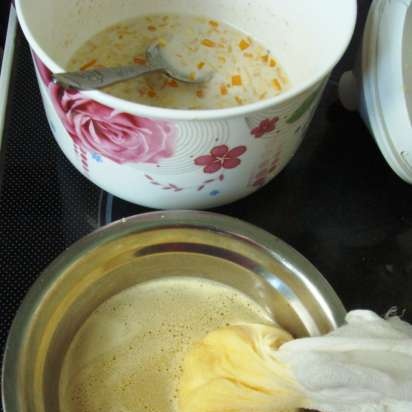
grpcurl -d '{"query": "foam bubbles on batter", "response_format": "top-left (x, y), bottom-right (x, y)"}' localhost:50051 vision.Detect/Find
top-left (59, 277), bottom-right (273, 412)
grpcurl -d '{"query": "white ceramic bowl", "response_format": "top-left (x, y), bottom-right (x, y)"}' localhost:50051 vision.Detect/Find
top-left (16, 0), bottom-right (357, 209)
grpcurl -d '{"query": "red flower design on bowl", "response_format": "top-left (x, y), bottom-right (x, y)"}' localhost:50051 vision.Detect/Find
top-left (251, 117), bottom-right (279, 138)
top-left (32, 52), bottom-right (176, 165)
top-left (194, 145), bottom-right (247, 174)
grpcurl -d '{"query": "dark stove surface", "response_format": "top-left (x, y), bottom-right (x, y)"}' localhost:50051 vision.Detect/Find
top-left (1, 0), bottom-right (412, 363)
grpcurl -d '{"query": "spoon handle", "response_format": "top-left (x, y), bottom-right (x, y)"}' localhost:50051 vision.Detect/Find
top-left (52, 65), bottom-right (162, 90)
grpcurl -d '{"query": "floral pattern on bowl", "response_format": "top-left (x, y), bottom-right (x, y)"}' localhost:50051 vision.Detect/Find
top-left (31, 52), bottom-right (326, 208)
top-left (32, 53), bottom-right (176, 165)
top-left (194, 145), bottom-right (247, 174)
top-left (251, 117), bottom-right (279, 138)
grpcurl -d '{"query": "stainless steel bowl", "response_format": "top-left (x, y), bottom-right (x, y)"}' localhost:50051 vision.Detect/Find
top-left (2, 211), bottom-right (345, 412)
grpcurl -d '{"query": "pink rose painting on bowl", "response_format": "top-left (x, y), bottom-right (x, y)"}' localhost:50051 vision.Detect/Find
top-left (32, 53), bottom-right (176, 165)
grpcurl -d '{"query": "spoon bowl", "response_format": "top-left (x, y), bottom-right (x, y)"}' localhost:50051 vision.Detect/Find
top-left (145, 43), bottom-right (213, 84)
top-left (52, 43), bottom-right (213, 90)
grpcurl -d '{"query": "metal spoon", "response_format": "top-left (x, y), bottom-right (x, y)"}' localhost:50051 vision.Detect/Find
top-left (52, 43), bottom-right (213, 90)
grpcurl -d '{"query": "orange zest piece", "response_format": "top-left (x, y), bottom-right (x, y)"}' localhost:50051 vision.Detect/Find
top-left (201, 39), bottom-right (216, 48)
top-left (196, 89), bottom-right (204, 98)
top-left (261, 54), bottom-right (269, 63)
top-left (235, 96), bottom-right (243, 105)
top-left (272, 78), bottom-right (282, 92)
top-left (147, 89), bottom-right (157, 98)
top-left (239, 39), bottom-right (250, 50)
top-left (197, 61), bottom-right (205, 70)
top-left (208, 20), bottom-right (219, 28)
top-left (133, 56), bottom-right (146, 65)
top-left (220, 85), bottom-right (228, 96)
top-left (80, 59), bottom-right (97, 71)
top-left (147, 25), bottom-right (157, 31)
top-left (231, 75), bottom-right (242, 86)
top-left (269, 58), bottom-right (277, 67)
top-left (167, 79), bottom-right (178, 88)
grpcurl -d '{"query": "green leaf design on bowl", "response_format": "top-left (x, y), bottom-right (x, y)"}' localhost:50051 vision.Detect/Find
top-left (287, 85), bottom-right (322, 124)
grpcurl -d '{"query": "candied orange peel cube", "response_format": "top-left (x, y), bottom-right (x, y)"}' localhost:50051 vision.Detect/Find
top-left (220, 85), bottom-right (228, 95)
top-left (133, 57), bottom-right (146, 65)
top-left (239, 39), bottom-right (250, 50)
top-left (269, 58), bottom-right (277, 67)
top-left (272, 79), bottom-right (282, 91)
top-left (168, 79), bottom-right (178, 88)
top-left (201, 39), bottom-right (216, 47)
top-left (232, 75), bottom-right (242, 86)
top-left (80, 59), bottom-right (97, 71)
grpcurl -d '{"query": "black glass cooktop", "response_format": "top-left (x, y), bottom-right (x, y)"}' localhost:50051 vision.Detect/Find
top-left (1, 0), bottom-right (411, 363)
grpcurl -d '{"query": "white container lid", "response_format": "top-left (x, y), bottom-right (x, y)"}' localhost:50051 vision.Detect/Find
top-left (340, 0), bottom-right (412, 183)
